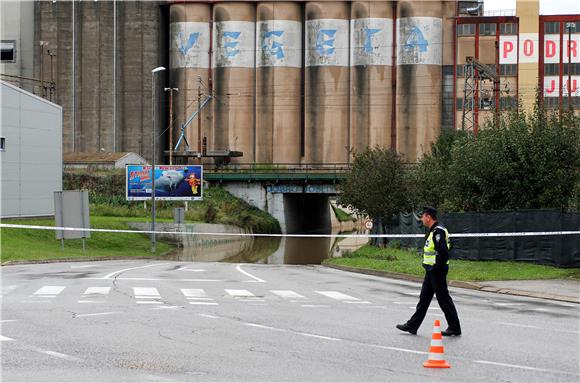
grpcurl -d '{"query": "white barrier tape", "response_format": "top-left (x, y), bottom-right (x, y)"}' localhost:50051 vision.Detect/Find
top-left (1, 224), bottom-right (579, 239)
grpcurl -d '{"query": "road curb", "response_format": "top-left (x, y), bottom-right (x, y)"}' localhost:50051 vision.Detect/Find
top-left (323, 264), bottom-right (579, 304)
top-left (1, 256), bottom-right (161, 266)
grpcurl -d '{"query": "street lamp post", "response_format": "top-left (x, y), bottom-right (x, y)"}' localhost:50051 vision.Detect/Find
top-left (151, 66), bottom-right (166, 253)
top-left (164, 87), bottom-right (179, 165)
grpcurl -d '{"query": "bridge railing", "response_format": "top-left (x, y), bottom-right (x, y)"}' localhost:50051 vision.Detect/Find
top-left (204, 163), bottom-right (352, 174)
top-left (203, 163), bottom-right (352, 182)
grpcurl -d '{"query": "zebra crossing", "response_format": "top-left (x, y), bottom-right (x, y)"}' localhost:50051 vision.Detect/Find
top-left (19, 285), bottom-right (370, 307)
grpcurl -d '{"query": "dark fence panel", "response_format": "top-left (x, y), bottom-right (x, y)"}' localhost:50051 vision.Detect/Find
top-left (388, 210), bottom-right (580, 267)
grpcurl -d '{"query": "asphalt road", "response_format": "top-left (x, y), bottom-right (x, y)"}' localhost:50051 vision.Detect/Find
top-left (2, 260), bottom-right (579, 382)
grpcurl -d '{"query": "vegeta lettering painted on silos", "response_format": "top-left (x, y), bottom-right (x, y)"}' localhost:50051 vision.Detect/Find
top-left (396, 17), bottom-right (442, 65)
top-left (213, 21), bottom-right (255, 68)
top-left (256, 20), bottom-right (302, 68)
top-left (306, 19), bottom-right (349, 67)
top-left (350, 18), bottom-right (393, 66)
top-left (170, 22), bottom-right (210, 69)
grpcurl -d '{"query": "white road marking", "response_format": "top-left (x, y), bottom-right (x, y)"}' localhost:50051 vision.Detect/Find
top-left (177, 267), bottom-right (206, 272)
top-left (36, 349), bottom-right (79, 361)
top-left (85, 277), bottom-right (223, 282)
top-left (78, 300), bottom-right (104, 304)
top-left (75, 311), bottom-right (118, 318)
top-left (301, 304), bottom-right (330, 308)
top-left (198, 314), bottom-right (219, 319)
top-left (34, 286), bottom-right (65, 296)
top-left (133, 287), bottom-right (160, 297)
top-left (181, 289), bottom-right (208, 298)
top-left (22, 300), bottom-right (51, 303)
top-left (344, 301), bottom-right (372, 304)
top-left (235, 264), bottom-right (266, 283)
top-left (245, 323), bottom-right (287, 332)
top-left (189, 302), bottom-right (219, 306)
top-left (316, 291), bottom-right (360, 301)
top-left (1, 335), bottom-right (15, 341)
top-left (371, 344), bottom-right (426, 355)
top-left (474, 360), bottom-right (552, 372)
top-left (497, 322), bottom-right (580, 334)
top-left (0, 320), bottom-right (18, 323)
top-left (70, 265), bottom-right (96, 269)
top-left (245, 322), bottom-right (339, 341)
top-left (225, 289), bottom-right (256, 298)
top-left (101, 263), bottom-right (171, 279)
top-left (137, 301), bottom-right (163, 305)
top-left (296, 332), bottom-right (340, 341)
top-left (271, 290), bottom-right (306, 299)
top-left (83, 287), bottom-right (111, 296)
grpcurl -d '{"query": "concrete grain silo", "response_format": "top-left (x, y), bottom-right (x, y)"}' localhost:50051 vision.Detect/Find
top-left (169, 2), bottom-right (211, 157)
top-left (304, 1), bottom-right (350, 164)
top-left (212, 1), bottom-right (256, 163)
top-left (395, 1), bottom-right (444, 162)
top-left (350, 0), bottom-right (394, 154)
top-left (255, 2), bottom-right (302, 164)
top-left (33, 1), bottom-right (165, 161)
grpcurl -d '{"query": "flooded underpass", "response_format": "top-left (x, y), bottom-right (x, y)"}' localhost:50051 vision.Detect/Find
top-left (165, 193), bottom-right (368, 264)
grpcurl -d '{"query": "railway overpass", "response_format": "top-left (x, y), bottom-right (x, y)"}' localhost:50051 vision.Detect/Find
top-left (204, 163), bottom-right (350, 233)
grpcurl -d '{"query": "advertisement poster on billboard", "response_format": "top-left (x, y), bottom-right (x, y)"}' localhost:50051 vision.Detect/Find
top-left (126, 165), bottom-right (203, 201)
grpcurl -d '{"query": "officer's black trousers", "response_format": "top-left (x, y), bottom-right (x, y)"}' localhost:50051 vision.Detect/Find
top-left (407, 267), bottom-right (461, 331)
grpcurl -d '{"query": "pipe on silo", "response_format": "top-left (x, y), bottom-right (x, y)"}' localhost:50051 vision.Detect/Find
top-left (304, 1), bottom-right (350, 164)
top-left (350, 1), bottom-right (394, 154)
top-left (169, 2), bottom-right (211, 156)
top-left (255, 2), bottom-right (302, 164)
top-left (212, 2), bottom-right (256, 163)
top-left (396, 1), bottom-right (444, 162)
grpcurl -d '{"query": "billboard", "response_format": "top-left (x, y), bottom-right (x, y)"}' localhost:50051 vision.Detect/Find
top-left (126, 165), bottom-right (203, 201)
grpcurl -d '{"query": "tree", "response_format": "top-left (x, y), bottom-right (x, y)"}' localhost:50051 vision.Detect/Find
top-left (412, 98), bottom-right (580, 212)
top-left (338, 147), bottom-right (410, 243)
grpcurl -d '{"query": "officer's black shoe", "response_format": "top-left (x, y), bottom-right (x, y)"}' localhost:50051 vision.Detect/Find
top-left (441, 328), bottom-right (462, 336)
top-left (396, 323), bottom-right (417, 335)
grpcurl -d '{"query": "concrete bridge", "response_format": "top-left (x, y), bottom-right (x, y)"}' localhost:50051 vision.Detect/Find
top-left (205, 163), bottom-right (350, 234)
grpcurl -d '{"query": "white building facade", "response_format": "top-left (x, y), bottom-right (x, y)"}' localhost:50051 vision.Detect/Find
top-left (1, 80), bottom-right (62, 218)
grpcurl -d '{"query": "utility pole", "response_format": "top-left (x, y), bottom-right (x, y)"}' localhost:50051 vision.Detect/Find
top-left (566, 22), bottom-right (576, 109)
top-left (151, 66), bottom-right (166, 253)
top-left (48, 49), bottom-right (56, 102)
top-left (197, 75), bottom-right (202, 164)
top-left (39, 41), bottom-right (48, 98)
top-left (164, 87), bottom-right (179, 165)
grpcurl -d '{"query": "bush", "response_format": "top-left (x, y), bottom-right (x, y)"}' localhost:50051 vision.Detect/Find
top-left (412, 103), bottom-right (579, 212)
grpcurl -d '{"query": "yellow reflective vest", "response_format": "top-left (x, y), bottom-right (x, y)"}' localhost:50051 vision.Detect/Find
top-left (423, 226), bottom-right (450, 266)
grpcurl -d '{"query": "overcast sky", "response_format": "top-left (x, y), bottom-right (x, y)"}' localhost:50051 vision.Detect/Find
top-left (485, 0), bottom-right (580, 15)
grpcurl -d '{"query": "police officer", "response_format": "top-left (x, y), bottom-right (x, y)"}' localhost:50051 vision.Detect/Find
top-left (396, 207), bottom-right (462, 336)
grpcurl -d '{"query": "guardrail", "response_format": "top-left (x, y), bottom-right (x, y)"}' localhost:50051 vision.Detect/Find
top-left (203, 163), bottom-right (352, 182)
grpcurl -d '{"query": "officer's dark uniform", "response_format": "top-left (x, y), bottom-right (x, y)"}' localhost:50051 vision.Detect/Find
top-left (397, 213), bottom-right (461, 336)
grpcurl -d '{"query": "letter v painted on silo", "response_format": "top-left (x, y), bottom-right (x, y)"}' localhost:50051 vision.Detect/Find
top-left (178, 32), bottom-right (200, 56)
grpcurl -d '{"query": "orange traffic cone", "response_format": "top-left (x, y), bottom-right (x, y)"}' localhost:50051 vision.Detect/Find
top-left (423, 320), bottom-right (451, 368)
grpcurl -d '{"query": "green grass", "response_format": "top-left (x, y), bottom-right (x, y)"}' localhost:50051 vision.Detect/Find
top-left (332, 206), bottom-right (356, 222)
top-left (1, 216), bottom-right (175, 264)
top-left (324, 245), bottom-right (580, 281)
top-left (87, 188), bottom-right (280, 234)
